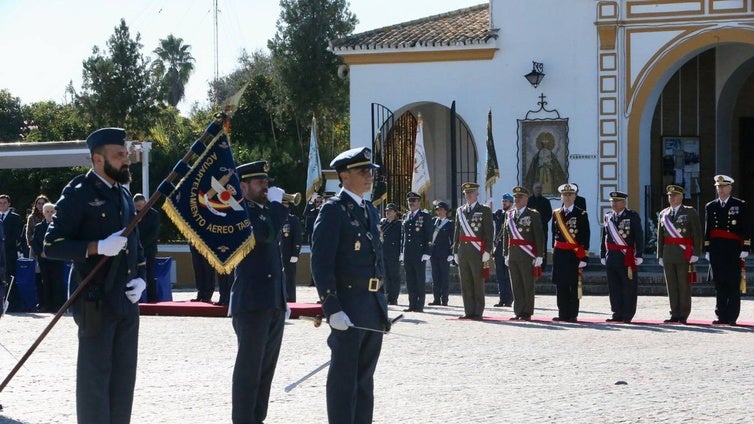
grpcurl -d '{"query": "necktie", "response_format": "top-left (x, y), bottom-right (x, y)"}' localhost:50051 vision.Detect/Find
top-left (720, 200), bottom-right (725, 208)
top-left (0, 213), bottom-right (4, 222)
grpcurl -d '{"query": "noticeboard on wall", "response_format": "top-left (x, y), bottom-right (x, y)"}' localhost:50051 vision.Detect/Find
top-left (662, 137), bottom-right (700, 197)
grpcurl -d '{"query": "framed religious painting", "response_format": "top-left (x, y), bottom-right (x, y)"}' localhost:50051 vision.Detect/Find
top-left (517, 118), bottom-right (569, 197)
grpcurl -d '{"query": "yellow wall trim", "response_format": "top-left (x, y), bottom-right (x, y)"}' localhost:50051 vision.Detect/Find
top-left (340, 48), bottom-right (498, 65)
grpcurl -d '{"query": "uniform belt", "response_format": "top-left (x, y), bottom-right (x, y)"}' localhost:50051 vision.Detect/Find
top-left (459, 236), bottom-right (483, 242)
top-left (606, 242), bottom-right (636, 269)
top-left (340, 278), bottom-right (382, 292)
top-left (663, 237), bottom-right (694, 261)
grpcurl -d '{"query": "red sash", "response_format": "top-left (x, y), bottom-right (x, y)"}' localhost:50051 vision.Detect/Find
top-left (664, 237), bottom-right (694, 261)
top-left (710, 229), bottom-right (744, 244)
top-left (554, 240), bottom-right (585, 258)
top-left (606, 242), bottom-right (636, 269)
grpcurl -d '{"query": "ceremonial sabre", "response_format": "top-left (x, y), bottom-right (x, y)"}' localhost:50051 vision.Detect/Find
top-left (284, 314), bottom-right (404, 393)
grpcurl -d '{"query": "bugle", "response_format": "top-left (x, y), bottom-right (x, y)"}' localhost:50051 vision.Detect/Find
top-left (282, 192), bottom-right (301, 206)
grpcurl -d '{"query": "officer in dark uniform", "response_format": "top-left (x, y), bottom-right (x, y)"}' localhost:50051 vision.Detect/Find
top-left (493, 193), bottom-right (514, 307)
top-left (0, 194), bottom-right (23, 310)
top-left (400, 192), bottom-right (433, 312)
top-left (704, 175), bottom-right (751, 325)
top-left (380, 203), bottom-right (402, 305)
top-left (229, 160), bottom-right (288, 424)
top-left (311, 146), bottom-right (390, 424)
top-left (281, 205), bottom-right (302, 302)
top-left (551, 183), bottom-right (590, 322)
top-left (44, 127), bottom-right (146, 424)
top-left (133, 193), bottom-right (161, 303)
top-left (429, 200), bottom-right (454, 306)
top-left (304, 194), bottom-right (323, 244)
top-left (600, 191), bottom-right (644, 323)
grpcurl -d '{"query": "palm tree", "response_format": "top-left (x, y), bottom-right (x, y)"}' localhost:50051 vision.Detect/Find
top-left (152, 35), bottom-right (195, 107)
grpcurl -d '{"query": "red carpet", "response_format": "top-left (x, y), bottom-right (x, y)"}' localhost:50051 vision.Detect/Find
top-left (450, 315), bottom-right (754, 327)
top-left (139, 301), bottom-right (322, 318)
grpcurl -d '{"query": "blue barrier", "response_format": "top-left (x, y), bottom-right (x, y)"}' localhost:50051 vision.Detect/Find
top-left (13, 258), bottom-right (38, 312)
top-left (139, 257), bottom-right (173, 303)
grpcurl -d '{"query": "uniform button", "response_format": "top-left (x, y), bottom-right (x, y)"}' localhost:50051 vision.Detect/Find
top-left (348, 285), bottom-right (352, 289)
top-left (125, 249), bottom-right (129, 254)
top-left (267, 274), bottom-right (272, 278)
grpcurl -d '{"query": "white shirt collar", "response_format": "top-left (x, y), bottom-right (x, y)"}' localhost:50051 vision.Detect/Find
top-left (92, 170), bottom-right (115, 189)
top-left (342, 188), bottom-right (364, 206)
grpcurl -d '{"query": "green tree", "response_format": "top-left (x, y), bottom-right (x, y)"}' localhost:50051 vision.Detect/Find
top-left (0, 89), bottom-right (24, 142)
top-left (152, 34), bottom-right (195, 107)
top-left (21, 101), bottom-right (88, 142)
top-left (74, 19), bottom-right (157, 137)
top-left (268, 0), bottom-right (356, 126)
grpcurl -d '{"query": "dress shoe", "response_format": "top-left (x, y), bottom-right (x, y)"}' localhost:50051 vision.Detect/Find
top-left (388, 301), bottom-right (397, 306)
top-left (509, 316), bottom-right (521, 321)
top-left (471, 315), bottom-right (483, 321)
top-left (712, 320), bottom-right (727, 325)
top-left (213, 301), bottom-right (228, 306)
top-left (622, 319), bottom-right (632, 324)
top-left (441, 302), bottom-right (448, 306)
top-left (493, 302), bottom-right (505, 307)
top-left (521, 316), bottom-right (531, 321)
top-left (566, 318), bottom-right (578, 323)
top-left (459, 315), bottom-right (471, 319)
top-left (427, 301), bottom-right (441, 306)
top-left (413, 309), bottom-right (424, 313)
top-left (663, 317), bottom-right (679, 323)
top-left (552, 317), bottom-right (563, 322)
top-left (403, 308), bottom-right (415, 312)
top-left (606, 318), bottom-right (621, 322)
top-left (679, 318), bottom-right (687, 324)
top-left (503, 303), bottom-right (512, 307)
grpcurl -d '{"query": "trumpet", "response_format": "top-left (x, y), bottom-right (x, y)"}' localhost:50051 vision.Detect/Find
top-left (282, 192), bottom-right (302, 206)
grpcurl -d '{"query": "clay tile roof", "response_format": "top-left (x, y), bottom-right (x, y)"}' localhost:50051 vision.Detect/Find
top-left (330, 4), bottom-right (495, 53)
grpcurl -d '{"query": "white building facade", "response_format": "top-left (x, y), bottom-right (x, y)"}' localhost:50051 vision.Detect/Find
top-left (332, 0), bottom-right (754, 251)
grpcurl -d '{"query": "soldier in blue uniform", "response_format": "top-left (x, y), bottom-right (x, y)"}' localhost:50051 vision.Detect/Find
top-left (400, 192), bottom-right (433, 312)
top-left (311, 146), bottom-right (390, 424)
top-left (429, 200), bottom-right (454, 306)
top-left (229, 160), bottom-right (288, 424)
top-left (704, 175), bottom-right (751, 325)
top-left (551, 183), bottom-right (590, 322)
top-left (600, 191), bottom-right (644, 323)
top-left (380, 203), bottom-right (403, 305)
top-left (492, 193), bottom-right (514, 307)
top-left (281, 205), bottom-right (302, 302)
top-left (44, 127), bottom-right (146, 424)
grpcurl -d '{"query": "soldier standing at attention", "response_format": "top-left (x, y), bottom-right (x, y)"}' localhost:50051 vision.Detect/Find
top-left (502, 186), bottom-right (545, 321)
top-left (229, 160), bottom-right (289, 424)
top-left (380, 203), bottom-right (402, 305)
top-left (400, 192), bottom-right (433, 312)
top-left (280, 205), bottom-right (302, 302)
top-left (492, 193), bottom-right (515, 307)
top-left (311, 146), bottom-right (390, 424)
top-left (44, 127), bottom-right (146, 424)
top-left (657, 184), bottom-right (702, 324)
top-left (452, 182), bottom-right (493, 320)
top-left (428, 201), bottom-right (454, 306)
top-left (551, 183), bottom-right (590, 322)
top-left (704, 175), bottom-right (750, 325)
top-left (600, 191), bottom-right (644, 323)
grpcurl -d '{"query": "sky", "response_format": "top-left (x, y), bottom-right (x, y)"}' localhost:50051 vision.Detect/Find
top-left (0, 0), bottom-right (484, 113)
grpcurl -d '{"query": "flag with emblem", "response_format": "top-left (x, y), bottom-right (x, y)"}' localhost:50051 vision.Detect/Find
top-left (411, 115), bottom-right (431, 196)
top-left (162, 129), bottom-right (254, 274)
top-left (484, 109), bottom-right (500, 197)
top-left (305, 116), bottom-right (323, 201)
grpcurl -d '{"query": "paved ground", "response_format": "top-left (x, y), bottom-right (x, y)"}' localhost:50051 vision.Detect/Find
top-left (0, 287), bottom-right (753, 423)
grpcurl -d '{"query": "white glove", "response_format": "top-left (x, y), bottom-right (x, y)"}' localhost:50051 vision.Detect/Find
top-left (658, 258), bottom-right (664, 267)
top-left (399, 253), bottom-right (404, 262)
top-left (124, 278), bottom-right (146, 304)
top-left (635, 257), bottom-right (643, 266)
top-left (578, 261), bottom-right (587, 268)
top-left (328, 311), bottom-right (353, 331)
top-left (453, 254), bottom-right (459, 263)
top-left (285, 304), bottom-right (291, 320)
top-left (705, 252), bottom-right (710, 261)
top-left (290, 256), bottom-right (298, 263)
top-left (504, 257), bottom-right (509, 266)
top-left (600, 258), bottom-right (606, 266)
top-left (267, 186), bottom-right (284, 203)
top-left (98, 228), bottom-right (127, 256)
top-left (533, 257), bottom-right (543, 267)
top-left (447, 255), bottom-right (454, 262)
top-left (482, 252), bottom-right (491, 262)
top-left (17, 252), bottom-right (23, 259)
top-left (421, 254), bottom-right (430, 262)
top-left (689, 255), bottom-right (698, 263)
top-left (740, 251), bottom-right (749, 259)
top-left (2, 299), bottom-right (8, 314)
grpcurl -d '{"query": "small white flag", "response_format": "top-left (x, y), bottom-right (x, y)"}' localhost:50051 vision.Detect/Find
top-left (411, 117), bottom-right (431, 196)
top-left (305, 116), bottom-right (322, 200)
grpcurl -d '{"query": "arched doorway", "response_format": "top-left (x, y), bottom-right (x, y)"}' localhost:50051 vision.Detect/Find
top-left (371, 102), bottom-right (478, 212)
top-left (629, 28), bottom-right (754, 227)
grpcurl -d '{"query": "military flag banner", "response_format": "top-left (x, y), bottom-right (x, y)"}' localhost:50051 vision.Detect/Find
top-left (163, 130), bottom-right (254, 274)
top-left (485, 109), bottom-right (500, 197)
top-left (305, 116), bottom-right (323, 201)
top-left (411, 115), bottom-right (431, 196)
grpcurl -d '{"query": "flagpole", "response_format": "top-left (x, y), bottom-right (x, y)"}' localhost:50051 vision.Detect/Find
top-left (0, 113), bottom-right (230, 398)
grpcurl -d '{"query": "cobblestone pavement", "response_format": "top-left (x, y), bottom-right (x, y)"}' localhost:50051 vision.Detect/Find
top-left (0, 287), bottom-right (753, 423)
